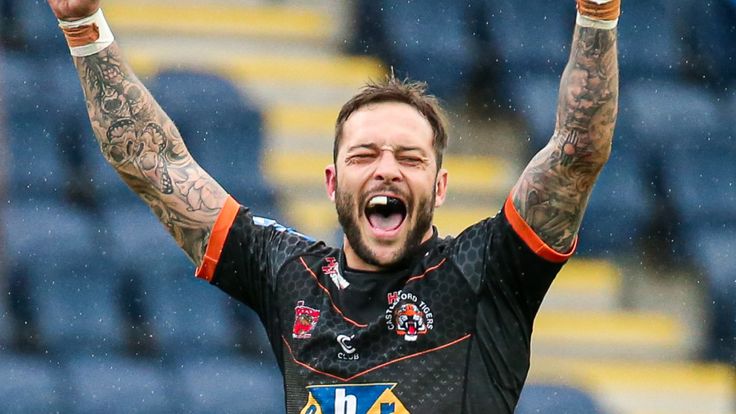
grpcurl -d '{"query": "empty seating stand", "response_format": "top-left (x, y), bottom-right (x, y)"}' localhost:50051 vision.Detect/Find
top-left (378, 0), bottom-right (476, 103)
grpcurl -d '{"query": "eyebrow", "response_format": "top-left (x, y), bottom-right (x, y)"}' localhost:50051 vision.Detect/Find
top-left (346, 143), bottom-right (379, 153)
top-left (345, 143), bottom-right (427, 154)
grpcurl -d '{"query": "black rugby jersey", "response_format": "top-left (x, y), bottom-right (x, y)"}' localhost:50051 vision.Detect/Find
top-left (196, 196), bottom-right (575, 414)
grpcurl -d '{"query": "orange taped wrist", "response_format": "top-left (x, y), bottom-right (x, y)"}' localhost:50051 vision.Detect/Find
top-left (58, 9), bottom-right (114, 57)
top-left (577, 0), bottom-right (621, 21)
top-left (61, 24), bottom-right (101, 48)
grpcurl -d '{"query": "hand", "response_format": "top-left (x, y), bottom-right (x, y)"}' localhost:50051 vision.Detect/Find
top-left (46, 0), bottom-right (100, 21)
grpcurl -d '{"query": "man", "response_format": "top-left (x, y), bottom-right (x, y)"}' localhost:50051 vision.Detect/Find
top-left (47, 0), bottom-right (619, 412)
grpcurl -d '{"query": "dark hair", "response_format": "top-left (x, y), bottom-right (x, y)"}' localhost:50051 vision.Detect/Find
top-left (333, 76), bottom-right (449, 169)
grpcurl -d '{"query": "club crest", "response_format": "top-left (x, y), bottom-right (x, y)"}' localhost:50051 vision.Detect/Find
top-left (293, 301), bottom-right (321, 339)
top-left (385, 291), bottom-right (433, 342)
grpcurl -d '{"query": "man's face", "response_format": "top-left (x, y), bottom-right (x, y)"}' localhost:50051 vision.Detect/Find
top-left (325, 102), bottom-right (448, 270)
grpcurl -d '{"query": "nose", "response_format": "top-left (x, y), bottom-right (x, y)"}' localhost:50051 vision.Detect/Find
top-left (373, 150), bottom-right (402, 183)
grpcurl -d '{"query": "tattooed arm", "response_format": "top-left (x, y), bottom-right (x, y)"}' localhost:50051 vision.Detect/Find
top-left (511, 24), bottom-right (619, 253)
top-left (72, 42), bottom-right (228, 265)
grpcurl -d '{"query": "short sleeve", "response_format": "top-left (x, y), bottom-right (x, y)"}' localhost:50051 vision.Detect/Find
top-left (453, 196), bottom-right (576, 323)
top-left (195, 196), bottom-right (317, 323)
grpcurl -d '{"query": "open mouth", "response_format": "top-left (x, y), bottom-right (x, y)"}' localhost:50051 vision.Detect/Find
top-left (364, 195), bottom-right (407, 233)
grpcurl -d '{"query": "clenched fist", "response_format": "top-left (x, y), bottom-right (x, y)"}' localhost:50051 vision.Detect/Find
top-left (47, 0), bottom-right (100, 21)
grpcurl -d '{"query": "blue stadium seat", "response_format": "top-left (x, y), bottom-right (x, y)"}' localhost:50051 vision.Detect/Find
top-left (1, 54), bottom-right (68, 199)
top-left (144, 268), bottom-right (241, 355)
top-left (516, 383), bottom-right (606, 414)
top-left (507, 74), bottom-right (559, 152)
top-left (3, 263), bottom-right (45, 353)
top-left (175, 354), bottom-right (284, 414)
top-left (0, 294), bottom-right (12, 351)
top-left (64, 354), bottom-right (174, 414)
top-left (102, 202), bottom-right (190, 271)
top-left (682, 0), bottom-right (736, 87)
top-left (624, 79), bottom-right (722, 179)
top-left (148, 70), bottom-right (279, 217)
top-left (692, 227), bottom-right (736, 363)
top-left (578, 148), bottom-right (651, 256)
top-left (660, 130), bottom-right (735, 239)
top-left (379, 0), bottom-right (476, 102)
top-left (480, 0), bottom-right (574, 117)
top-left (483, 0), bottom-right (574, 79)
top-left (27, 257), bottom-right (127, 355)
top-left (10, 0), bottom-right (68, 57)
top-left (0, 353), bottom-right (64, 412)
top-left (347, 0), bottom-right (389, 56)
top-left (617, 0), bottom-right (683, 80)
top-left (3, 200), bottom-right (105, 265)
top-left (147, 70), bottom-right (264, 171)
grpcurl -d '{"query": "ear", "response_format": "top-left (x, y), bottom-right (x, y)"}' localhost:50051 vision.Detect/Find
top-left (434, 168), bottom-right (448, 208)
top-left (325, 164), bottom-right (337, 202)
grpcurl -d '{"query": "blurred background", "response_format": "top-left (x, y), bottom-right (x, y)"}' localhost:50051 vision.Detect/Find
top-left (0, 0), bottom-right (734, 412)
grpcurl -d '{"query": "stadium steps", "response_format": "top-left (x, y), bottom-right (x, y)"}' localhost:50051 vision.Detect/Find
top-left (105, 1), bottom-right (333, 42)
top-left (127, 52), bottom-right (383, 89)
top-left (533, 310), bottom-right (688, 360)
top-left (542, 259), bottom-right (622, 312)
top-left (530, 358), bottom-right (736, 414)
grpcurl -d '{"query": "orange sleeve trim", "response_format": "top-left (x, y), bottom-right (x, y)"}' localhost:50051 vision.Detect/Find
top-left (503, 196), bottom-right (577, 264)
top-left (195, 196), bottom-right (240, 282)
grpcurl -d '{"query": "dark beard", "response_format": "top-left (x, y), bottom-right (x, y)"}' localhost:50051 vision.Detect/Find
top-left (335, 185), bottom-right (435, 269)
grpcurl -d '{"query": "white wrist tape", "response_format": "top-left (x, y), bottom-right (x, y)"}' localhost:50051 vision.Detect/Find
top-left (576, 12), bottom-right (619, 30)
top-left (58, 9), bottom-right (115, 57)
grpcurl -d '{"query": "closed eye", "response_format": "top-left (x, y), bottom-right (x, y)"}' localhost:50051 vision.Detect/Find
top-left (398, 156), bottom-right (424, 166)
top-left (346, 153), bottom-right (376, 164)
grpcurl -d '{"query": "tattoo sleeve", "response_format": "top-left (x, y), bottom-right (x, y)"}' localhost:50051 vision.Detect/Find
top-left (73, 43), bottom-right (228, 265)
top-left (512, 25), bottom-right (619, 252)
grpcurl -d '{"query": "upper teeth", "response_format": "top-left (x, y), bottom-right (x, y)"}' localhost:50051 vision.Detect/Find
top-left (368, 196), bottom-right (389, 207)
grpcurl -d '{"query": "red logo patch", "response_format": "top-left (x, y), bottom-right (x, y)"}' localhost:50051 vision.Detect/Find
top-left (292, 301), bottom-right (321, 339)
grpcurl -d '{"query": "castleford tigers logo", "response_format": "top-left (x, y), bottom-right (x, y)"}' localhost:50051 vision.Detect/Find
top-left (300, 383), bottom-right (409, 414)
top-left (385, 291), bottom-right (433, 342)
top-left (293, 301), bottom-right (321, 339)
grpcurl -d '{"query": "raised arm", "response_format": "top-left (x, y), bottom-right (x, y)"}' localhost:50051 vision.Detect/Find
top-left (511, 1), bottom-right (619, 253)
top-left (48, 0), bottom-right (228, 265)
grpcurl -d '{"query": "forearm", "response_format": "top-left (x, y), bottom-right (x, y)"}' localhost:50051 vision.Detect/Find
top-left (554, 24), bottom-right (618, 162)
top-left (73, 43), bottom-right (227, 264)
top-left (513, 23), bottom-right (619, 252)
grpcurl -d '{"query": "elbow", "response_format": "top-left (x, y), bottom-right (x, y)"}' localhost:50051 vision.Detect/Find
top-left (598, 137), bottom-right (613, 163)
top-left (589, 136), bottom-right (613, 171)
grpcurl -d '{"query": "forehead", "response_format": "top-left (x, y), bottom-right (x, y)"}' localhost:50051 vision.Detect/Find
top-left (340, 101), bottom-right (434, 153)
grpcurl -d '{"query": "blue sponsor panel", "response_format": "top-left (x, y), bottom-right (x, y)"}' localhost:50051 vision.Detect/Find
top-left (301, 383), bottom-right (409, 414)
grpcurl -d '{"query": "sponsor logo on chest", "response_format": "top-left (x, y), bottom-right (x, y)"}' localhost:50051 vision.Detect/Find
top-left (300, 383), bottom-right (408, 414)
